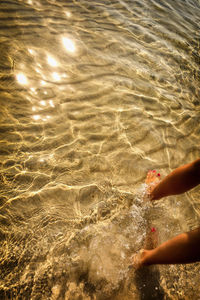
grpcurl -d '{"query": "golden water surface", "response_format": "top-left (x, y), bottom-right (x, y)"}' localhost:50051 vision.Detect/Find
top-left (0, 0), bottom-right (200, 299)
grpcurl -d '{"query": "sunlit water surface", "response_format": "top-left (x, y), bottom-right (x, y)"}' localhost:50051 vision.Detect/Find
top-left (1, 0), bottom-right (200, 299)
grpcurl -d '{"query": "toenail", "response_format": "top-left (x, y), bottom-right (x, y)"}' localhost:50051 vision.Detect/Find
top-left (153, 170), bottom-right (156, 173)
top-left (157, 173), bottom-right (160, 177)
top-left (151, 227), bottom-right (156, 232)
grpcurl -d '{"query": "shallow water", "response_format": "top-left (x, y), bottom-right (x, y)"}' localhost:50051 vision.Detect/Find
top-left (0, 0), bottom-right (200, 299)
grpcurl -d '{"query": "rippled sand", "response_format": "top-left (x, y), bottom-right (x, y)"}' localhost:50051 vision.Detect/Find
top-left (0, 0), bottom-right (200, 299)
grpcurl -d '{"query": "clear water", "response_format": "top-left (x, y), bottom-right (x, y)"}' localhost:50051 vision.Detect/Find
top-left (0, 0), bottom-right (200, 299)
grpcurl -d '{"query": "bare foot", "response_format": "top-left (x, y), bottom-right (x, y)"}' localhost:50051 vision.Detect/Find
top-left (132, 227), bottom-right (158, 269)
top-left (132, 249), bottom-right (146, 269)
top-left (132, 170), bottom-right (161, 269)
top-left (145, 227), bottom-right (159, 250)
top-left (145, 170), bottom-right (161, 200)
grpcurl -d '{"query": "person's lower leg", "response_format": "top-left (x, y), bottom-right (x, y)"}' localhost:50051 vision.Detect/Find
top-left (141, 227), bottom-right (200, 266)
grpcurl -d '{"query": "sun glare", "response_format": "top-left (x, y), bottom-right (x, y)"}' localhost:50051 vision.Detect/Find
top-left (16, 73), bottom-right (28, 85)
top-left (47, 55), bottom-right (58, 67)
top-left (65, 11), bottom-right (71, 17)
top-left (40, 80), bottom-right (46, 86)
top-left (28, 48), bottom-right (34, 55)
top-left (33, 115), bottom-right (40, 120)
top-left (49, 100), bottom-right (54, 107)
top-left (40, 100), bottom-right (46, 106)
top-left (52, 72), bottom-right (60, 81)
top-left (62, 37), bottom-right (76, 53)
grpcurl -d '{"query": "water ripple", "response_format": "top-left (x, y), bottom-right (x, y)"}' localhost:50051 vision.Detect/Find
top-left (1, 0), bottom-right (200, 298)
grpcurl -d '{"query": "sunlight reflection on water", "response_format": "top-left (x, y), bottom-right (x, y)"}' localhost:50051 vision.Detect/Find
top-left (1, 0), bottom-right (200, 299)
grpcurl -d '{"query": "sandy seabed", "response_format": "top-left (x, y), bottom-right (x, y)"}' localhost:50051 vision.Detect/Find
top-left (0, 0), bottom-right (200, 298)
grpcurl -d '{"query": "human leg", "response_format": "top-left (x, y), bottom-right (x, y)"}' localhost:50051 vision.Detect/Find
top-left (139, 227), bottom-right (200, 266)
